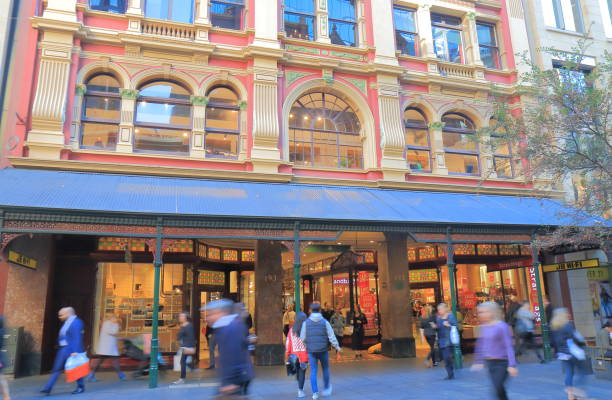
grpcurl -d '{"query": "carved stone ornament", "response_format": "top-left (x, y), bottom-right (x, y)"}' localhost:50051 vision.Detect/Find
top-left (120, 89), bottom-right (139, 99)
top-left (238, 100), bottom-right (247, 110)
top-left (190, 96), bottom-right (209, 106)
top-left (428, 121), bottom-right (445, 130)
top-left (75, 84), bottom-right (87, 95)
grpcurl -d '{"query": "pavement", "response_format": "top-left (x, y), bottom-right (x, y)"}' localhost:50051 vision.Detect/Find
top-left (4, 352), bottom-right (612, 400)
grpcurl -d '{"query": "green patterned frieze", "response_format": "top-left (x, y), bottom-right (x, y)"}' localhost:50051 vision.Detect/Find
top-left (286, 45), bottom-right (320, 55)
top-left (346, 78), bottom-right (367, 94)
top-left (286, 70), bottom-right (312, 87)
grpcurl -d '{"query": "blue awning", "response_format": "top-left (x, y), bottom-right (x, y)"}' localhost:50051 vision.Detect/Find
top-left (0, 168), bottom-right (590, 227)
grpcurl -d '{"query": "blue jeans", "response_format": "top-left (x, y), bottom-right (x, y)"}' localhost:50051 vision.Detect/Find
top-left (308, 351), bottom-right (330, 394)
top-left (562, 358), bottom-right (586, 388)
top-left (43, 347), bottom-right (84, 391)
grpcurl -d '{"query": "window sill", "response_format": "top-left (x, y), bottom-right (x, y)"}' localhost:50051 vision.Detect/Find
top-left (72, 148), bottom-right (246, 164)
top-left (545, 27), bottom-right (590, 38)
top-left (79, 7), bottom-right (129, 20)
top-left (282, 36), bottom-right (371, 56)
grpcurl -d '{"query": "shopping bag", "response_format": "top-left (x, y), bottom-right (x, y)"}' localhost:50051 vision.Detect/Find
top-left (173, 348), bottom-right (183, 372)
top-left (65, 353), bottom-right (90, 383)
top-left (450, 326), bottom-right (460, 346)
top-left (567, 339), bottom-right (586, 360)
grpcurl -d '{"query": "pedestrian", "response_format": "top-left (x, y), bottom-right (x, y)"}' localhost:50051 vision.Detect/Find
top-left (321, 303), bottom-right (333, 322)
top-left (419, 305), bottom-right (438, 367)
top-left (40, 307), bottom-right (86, 395)
top-left (515, 301), bottom-right (545, 363)
top-left (174, 312), bottom-right (196, 385)
top-left (203, 299), bottom-right (254, 397)
top-left (286, 312), bottom-right (309, 398)
top-left (433, 303), bottom-right (458, 380)
top-left (87, 314), bottom-right (126, 382)
top-left (0, 316), bottom-right (11, 400)
top-left (283, 304), bottom-right (296, 337)
top-left (595, 320), bottom-right (612, 357)
top-left (505, 296), bottom-right (521, 328)
top-left (205, 322), bottom-right (216, 370)
top-left (352, 305), bottom-right (367, 359)
top-left (300, 302), bottom-right (342, 400)
top-left (330, 308), bottom-right (345, 354)
top-left (550, 308), bottom-right (590, 400)
top-left (544, 296), bottom-right (554, 325)
top-left (471, 301), bottom-right (518, 400)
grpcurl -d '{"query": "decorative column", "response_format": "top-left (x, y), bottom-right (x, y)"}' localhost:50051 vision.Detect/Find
top-left (126, 0), bottom-right (144, 33)
top-left (356, 0), bottom-right (367, 48)
top-left (465, 12), bottom-right (483, 66)
top-left (416, 4), bottom-right (436, 58)
top-left (70, 85), bottom-right (86, 150)
top-left (316, 0), bottom-right (331, 44)
top-left (116, 89), bottom-right (138, 153)
top-left (480, 135), bottom-right (496, 178)
top-left (194, 0), bottom-right (210, 43)
top-left (26, 0), bottom-right (78, 159)
top-left (371, 0), bottom-right (398, 65)
top-left (254, 240), bottom-right (284, 366)
top-left (446, 228), bottom-right (463, 369)
top-left (429, 121), bottom-right (448, 175)
top-left (190, 96), bottom-right (208, 158)
top-left (378, 233), bottom-right (415, 358)
top-left (377, 75), bottom-right (408, 181)
top-left (253, 0), bottom-right (280, 49)
top-left (251, 58), bottom-right (281, 173)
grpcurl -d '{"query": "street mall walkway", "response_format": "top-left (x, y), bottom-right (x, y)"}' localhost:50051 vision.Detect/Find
top-left (7, 354), bottom-right (612, 400)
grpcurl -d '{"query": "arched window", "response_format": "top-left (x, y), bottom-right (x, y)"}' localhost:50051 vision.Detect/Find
top-left (404, 108), bottom-right (430, 172)
top-left (442, 113), bottom-right (479, 175)
top-left (211, 0), bottom-right (245, 30)
top-left (489, 118), bottom-right (515, 178)
top-left (134, 80), bottom-right (192, 155)
top-left (81, 74), bottom-right (121, 150)
top-left (289, 91), bottom-right (362, 169)
top-left (329, 0), bottom-right (357, 47)
top-left (205, 86), bottom-right (240, 159)
top-left (284, 0), bottom-right (316, 40)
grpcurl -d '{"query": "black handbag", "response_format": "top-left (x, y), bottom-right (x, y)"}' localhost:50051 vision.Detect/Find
top-left (286, 354), bottom-right (298, 376)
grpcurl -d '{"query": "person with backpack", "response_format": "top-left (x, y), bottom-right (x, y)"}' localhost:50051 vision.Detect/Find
top-left (515, 301), bottom-right (544, 363)
top-left (286, 312), bottom-right (309, 398)
top-left (433, 303), bottom-right (458, 380)
top-left (300, 302), bottom-right (342, 399)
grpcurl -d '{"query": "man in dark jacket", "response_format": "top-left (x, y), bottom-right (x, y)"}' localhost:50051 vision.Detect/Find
top-left (203, 299), bottom-right (254, 396)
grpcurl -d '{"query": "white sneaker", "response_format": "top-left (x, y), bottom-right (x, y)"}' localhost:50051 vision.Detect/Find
top-left (172, 378), bottom-right (185, 385)
top-left (312, 393), bottom-right (319, 400)
top-left (297, 389), bottom-right (305, 398)
top-left (322, 385), bottom-right (332, 396)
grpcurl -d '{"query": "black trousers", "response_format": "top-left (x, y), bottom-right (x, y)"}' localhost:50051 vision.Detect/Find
top-left (425, 335), bottom-right (437, 363)
top-left (180, 353), bottom-right (191, 379)
top-left (352, 329), bottom-right (364, 350)
top-left (486, 359), bottom-right (509, 400)
top-left (296, 365), bottom-right (306, 390)
top-left (441, 346), bottom-right (454, 378)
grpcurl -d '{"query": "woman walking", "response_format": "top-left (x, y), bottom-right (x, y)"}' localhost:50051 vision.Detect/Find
top-left (87, 314), bottom-right (126, 382)
top-left (515, 301), bottom-right (544, 363)
top-left (551, 308), bottom-right (590, 400)
top-left (286, 312), bottom-right (309, 398)
top-left (471, 302), bottom-right (518, 400)
top-left (0, 316), bottom-right (11, 400)
top-left (352, 306), bottom-right (367, 359)
top-left (330, 309), bottom-right (345, 355)
top-left (174, 312), bottom-right (196, 385)
top-left (434, 303), bottom-right (457, 380)
top-left (419, 305), bottom-right (438, 367)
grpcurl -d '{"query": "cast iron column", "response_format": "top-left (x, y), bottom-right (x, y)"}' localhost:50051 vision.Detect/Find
top-left (531, 241), bottom-right (552, 361)
top-left (446, 227), bottom-right (462, 369)
top-left (149, 219), bottom-right (162, 388)
top-left (293, 222), bottom-right (302, 312)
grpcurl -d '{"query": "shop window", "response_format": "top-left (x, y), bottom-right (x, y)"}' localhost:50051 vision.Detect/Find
top-left (393, 6), bottom-right (418, 56)
top-left (404, 107), bottom-right (430, 172)
top-left (289, 91), bottom-right (363, 169)
top-left (134, 80), bottom-right (192, 155)
top-left (431, 13), bottom-right (464, 64)
top-left (543, 0), bottom-right (584, 32)
top-left (442, 113), bottom-right (479, 175)
top-left (145, 0), bottom-right (194, 23)
top-left (329, 0), bottom-right (357, 47)
top-left (476, 22), bottom-right (501, 69)
top-left (81, 74), bottom-right (121, 150)
top-left (90, 0), bottom-right (127, 13)
top-left (205, 86), bottom-right (240, 159)
top-left (210, 0), bottom-right (245, 30)
top-left (284, 0), bottom-right (316, 41)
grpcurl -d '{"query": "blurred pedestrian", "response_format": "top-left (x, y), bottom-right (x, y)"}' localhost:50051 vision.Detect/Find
top-left (551, 308), bottom-right (589, 400)
top-left (87, 314), bottom-right (126, 382)
top-left (173, 312), bottom-right (196, 385)
top-left (595, 320), bottom-right (612, 357)
top-left (0, 316), bottom-right (11, 400)
top-left (544, 296), bottom-right (554, 325)
top-left (300, 302), bottom-right (342, 399)
top-left (352, 306), bottom-right (367, 359)
top-left (330, 308), bottom-right (345, 354)
top-left (205, 323), bottom-right (216, 370)
top-left (505, 296), bottom-right (521, 329)
top-left (286, 312), bottom-right (309, 398)
top-left (433, 303), bottom-right (457, 380)
top-left (203, 299), bottom-right (254, 397)
top-left (419, 305), bottom-right (438, 367)
top-left (40, 307), bottom-right (86, 395)
top-left (471, 302), bottom-right (518, 400)
top-left (515, 301), bottom-right (545, 363)
top-left (283, 305), bottom-right (296, 337)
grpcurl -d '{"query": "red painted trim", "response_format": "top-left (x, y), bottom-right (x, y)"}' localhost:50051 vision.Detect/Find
top-left (498, 0), bottom-right (517, 72)
top-left (82, 43), bottom-right (124, 55)
top-left (208, 32), bottom-right (249, 46)
top-left (84, 16), bottom-right (129, 30)
top-left (484, 72), bottom-right (514, 84)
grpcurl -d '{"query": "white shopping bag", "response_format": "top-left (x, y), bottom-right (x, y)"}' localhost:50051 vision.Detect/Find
top-left (173, 348), bottom-right (183, 372)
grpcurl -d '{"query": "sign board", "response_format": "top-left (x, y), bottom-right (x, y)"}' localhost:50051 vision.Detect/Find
top-left (8, 250), bottom-right (38, 270)
top-left (543, 259), bottom-right (599, 273)
top-left (488, 258), bottom-right (532, 273)
top-left (409, 269), bottom-right (438, 283)
top-left (527, 266), bottom-right (541, 323)
top-left (586, 267), bottom-right (609, 281)
top-left (198, 270), bottom-right (225, 286)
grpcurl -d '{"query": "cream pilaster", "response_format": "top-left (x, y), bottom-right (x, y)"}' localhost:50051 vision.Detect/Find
top-left (416, 4), bottom-right (436, 58)
top-left (43, 0), bottom-right (78, 22)
top-left (429, 122), bottom-right (448, 175)
top-left (316, 0), bottom-right (331, 44)
top-left (371, 0), bottom-right (398, 65)
top-left (253, 0), bottom-right (280, 49)
top-left (190, 99), bottom-right (207, 158)
top-left (70, 86), bottom-right (85, 150)
top-left (126, 0), bottom-right (143, 33)
top-left (356, 0), bottom-right (367, 48)
top-left (465, 13), bottom-right (483, 66)
top-left (195, 0), bottom-right (210, 43)
top-left (378, 75), bottom-right (407, 182)
top-left (116, 90), bottom-right (138, 153)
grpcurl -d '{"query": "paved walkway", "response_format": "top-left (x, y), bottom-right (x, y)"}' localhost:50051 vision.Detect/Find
top-left (5, 354), bottom-right (612, 400)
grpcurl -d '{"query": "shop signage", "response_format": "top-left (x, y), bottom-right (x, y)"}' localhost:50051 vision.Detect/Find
top-left (333, 278), bottom-right (349, 285)
top-left (527, 266), bottom-right (541, 323)
top-left (461, 292), bottom-right (477, 309)
top-left (586, 267), bottom-right (609, 281)
top-left (198, 270), bottom-right (225, 286)
top-left (543, 259), bottom-right (599, 273)
top-left (8, 250), bottom-right (38, 270)
top-left (487, 259), bottom-right (532, 272)
top-left (409, 269), bottom-right (438, 283)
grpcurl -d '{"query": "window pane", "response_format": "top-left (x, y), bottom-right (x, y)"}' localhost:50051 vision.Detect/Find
top-left (442, 114), bottom-right (475, 130)
top-left (208, 87), bottom-right (238, 105)
top-left (405, 128), bottom-right (428, 147)
top-left (205, 107), bottom-right (239, 131)
top-left (139, 82), bottom-right (190, 100)
top-left (476, 23), bottom-right (495, 46)
top-left (492, 140), bottom-right (511, 155)
top-left (446, 153), bottom-right (480, 175)
top-left (211, 1), bottom-right (243, 30)
top-left (285, 0), bottom-right (314, 14)
top-left (494, 156), bottom-right (513, 178)
top-left (480, 46), bottom-right (500, 69)
top-left (87, 74), bottom-right (120, 93)
top-left (329, 20), bottom-right (356, 47)
top-left (329, 0), bottom-right (356, 22)
top-left (134, 126), bottom-right (190, 154)
top-left (90, 0), bottom-right (126, 13)
top-left (205, 132), bottom-right (238, 158)
top-left (145, 0), bottom-right (192, 22)
top-left (407, 150), bottom-right (430, 171)
top-left (338, 146), bottom-right (362, 169)
top-left (431, 13), bottom-right (461, 26)
top-left (446, 30), bottom-right (462, 63)
top-left (443, 131), bottom-right (477, 151)
top-left (136, 101), bottom-right (191, 126)
top-left (285, 13), bottom-right (315, 40)
top-left (393, 7), bottom-right (416, 32)
top-left (145, 0), bottom-right (167, 19)
top-left (83, 96), bottom-right (121, 120)
top-left (404, 108), bottom-right (427, 127)
top-left (396, 31), bottom-right (418, 56)
top-left (433, 27), bottom-right (448, 61)
top-left (81, 122), bottom-right (118, 150)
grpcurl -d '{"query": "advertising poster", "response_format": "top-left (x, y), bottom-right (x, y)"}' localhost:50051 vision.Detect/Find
top-left (590, 279), bottom-right (612, 330)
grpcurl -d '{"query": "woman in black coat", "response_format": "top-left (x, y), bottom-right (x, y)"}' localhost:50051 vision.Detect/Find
top-left (352, 306), bottom-right (368, 359)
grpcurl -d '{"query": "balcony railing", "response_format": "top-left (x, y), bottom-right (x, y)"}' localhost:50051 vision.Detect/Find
top-left (437, 62), bottom-right (476, 79)
top-left (141, 20), bottom-right (196, 41)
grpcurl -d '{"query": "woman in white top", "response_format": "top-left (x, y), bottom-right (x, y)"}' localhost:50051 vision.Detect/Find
top-left (87, 314), bottom-right (126, 382)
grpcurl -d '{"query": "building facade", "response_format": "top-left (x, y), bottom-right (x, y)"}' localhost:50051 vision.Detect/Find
top-left (0, 0), bottom-right (605, 382)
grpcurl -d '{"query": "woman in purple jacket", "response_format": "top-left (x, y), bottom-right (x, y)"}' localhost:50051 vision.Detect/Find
top-left (472, 301), bottom-right (518, 400)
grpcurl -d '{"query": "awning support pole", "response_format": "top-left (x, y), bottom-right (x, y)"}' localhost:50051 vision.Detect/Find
top-left (293, 222), bottom-right (302, 313)
top-left (446, 227), bottom-right (462, 369)
top-left (531, 240), bottom-right (552, 361)
top-left (149, 219), bottom-right (163, 389)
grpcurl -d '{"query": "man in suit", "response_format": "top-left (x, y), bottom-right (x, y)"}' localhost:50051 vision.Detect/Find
top-left (40, 307), bottom-right (86, 395)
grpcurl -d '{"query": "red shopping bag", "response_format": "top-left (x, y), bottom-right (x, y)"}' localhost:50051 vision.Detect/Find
top-left (65, 353), bottom-right (90, 383)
